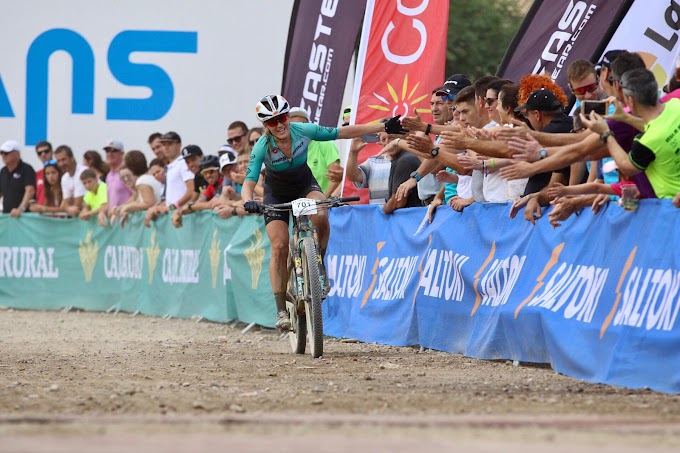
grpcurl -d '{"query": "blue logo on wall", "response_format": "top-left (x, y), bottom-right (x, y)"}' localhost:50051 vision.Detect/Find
top-left (0, 28), bottom-right (198, 145)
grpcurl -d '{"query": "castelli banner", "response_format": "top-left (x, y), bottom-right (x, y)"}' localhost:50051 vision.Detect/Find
top-left (281, 0), bottom-right (366, 126)
top-left (342, 0), bottom-right (449, 202)
top-left (497, 0), bottom-right (634, 93)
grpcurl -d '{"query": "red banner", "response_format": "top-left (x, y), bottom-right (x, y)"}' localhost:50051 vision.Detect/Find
top-left (343, 0), bottom-right (449, 201)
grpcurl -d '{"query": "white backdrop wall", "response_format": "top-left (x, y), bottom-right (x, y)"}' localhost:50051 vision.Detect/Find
top-left (0, 0), bottom-right (295, 169)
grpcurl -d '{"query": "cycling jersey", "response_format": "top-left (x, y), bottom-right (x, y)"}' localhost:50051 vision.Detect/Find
top-left (245, 122), bottom-right (339, 183)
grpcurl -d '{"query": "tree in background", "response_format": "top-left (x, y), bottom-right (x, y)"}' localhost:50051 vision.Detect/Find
top-left (446, 0), bottom-right (525, 81)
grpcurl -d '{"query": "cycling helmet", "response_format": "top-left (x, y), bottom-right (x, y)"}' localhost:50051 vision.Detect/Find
top-left (199, 154), bottom-right (220, 171)
top-left (255, 94), bottom-right (290, 122)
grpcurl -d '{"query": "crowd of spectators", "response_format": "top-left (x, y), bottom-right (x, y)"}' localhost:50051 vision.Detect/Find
top-left (1, 51), bottom-right (679, 230)
top-left (342, 50), bottom-right (680, 223)
top-left (0, 117), bottom-right (342, 228)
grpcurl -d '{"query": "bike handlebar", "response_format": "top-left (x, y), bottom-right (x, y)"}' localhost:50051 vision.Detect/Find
top-left (262, 196), bottom-right (360, 213)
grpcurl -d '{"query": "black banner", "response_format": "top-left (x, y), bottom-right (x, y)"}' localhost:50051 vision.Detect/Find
top-left (281, 0), bottom-right (366, 126)
top-left (497, 0), bottom-right (634, 92)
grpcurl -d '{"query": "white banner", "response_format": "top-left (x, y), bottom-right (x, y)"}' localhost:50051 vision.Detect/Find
top-left (0, 0), bottom-right (294, 170)
top-left (600, 0), bottom-right (680, 87)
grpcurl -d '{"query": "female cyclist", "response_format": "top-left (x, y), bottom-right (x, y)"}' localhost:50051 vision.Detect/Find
top-left (242, 94), bottom-right (406, 330)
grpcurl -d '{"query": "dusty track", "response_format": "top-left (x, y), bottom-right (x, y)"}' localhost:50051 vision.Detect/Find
top-left (1, 309), bottom-right (679, 451)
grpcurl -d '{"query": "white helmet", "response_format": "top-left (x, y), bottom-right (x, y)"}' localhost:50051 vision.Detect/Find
top-left (255, 95), bottom-right (290, 122)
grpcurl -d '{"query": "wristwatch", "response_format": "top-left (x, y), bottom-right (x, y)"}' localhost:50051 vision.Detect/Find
top-left (600, 130), bottom-right (615, 144)
top-left (538, 148), bottom-right (548, 160)
top-left (410, 171), bottom-right (421, 182)
top-left (430, 147), bottom-right (439, 158)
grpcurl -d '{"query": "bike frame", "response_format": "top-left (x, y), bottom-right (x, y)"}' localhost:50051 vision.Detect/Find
top-left (289, 213), bottom-right (324, 307)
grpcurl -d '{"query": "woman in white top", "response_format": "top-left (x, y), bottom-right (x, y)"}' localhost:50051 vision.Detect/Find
top-left (112, 151), bottom-right (163, 225)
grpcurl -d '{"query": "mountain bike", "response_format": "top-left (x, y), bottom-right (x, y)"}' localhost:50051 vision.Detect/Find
top-left (261, 196), bottom-right (358, 358)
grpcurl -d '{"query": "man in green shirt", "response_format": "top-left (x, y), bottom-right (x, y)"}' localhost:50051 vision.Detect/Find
top-left (582, 68), bottom-right (680, 199)
top-left (289, 107), bottom-right (343, 196)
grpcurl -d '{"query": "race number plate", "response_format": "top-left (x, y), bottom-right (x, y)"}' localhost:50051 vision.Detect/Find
top-left (291, 198), bottom-right (318, 216)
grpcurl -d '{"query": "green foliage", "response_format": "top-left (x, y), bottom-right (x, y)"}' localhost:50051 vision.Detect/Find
top-left (446, 0), bottom-right (525, 81)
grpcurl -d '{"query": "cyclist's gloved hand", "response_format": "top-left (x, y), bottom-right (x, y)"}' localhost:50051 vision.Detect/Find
top-left (244, 200), bottom-right (262, 214)
top-left (384, 115), bottom-right (409, 134)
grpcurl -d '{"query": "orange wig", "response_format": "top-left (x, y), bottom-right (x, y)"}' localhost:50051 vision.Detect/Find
top-left (517, 74), bottom-right (569, 107)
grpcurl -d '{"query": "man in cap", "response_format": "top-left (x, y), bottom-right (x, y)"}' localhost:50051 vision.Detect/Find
top-left (103, 139), bottom-right (131, 211)
top-left (509, 88), bottom-right (574, 222)
top-left (394, 85), bottom-right (459, 206)
top-left (596, 50), bottom-right (626, 97)
top-left (0, 140), bottom-right (36, 217)
top-left (401, 74), bottom-right (472, 135)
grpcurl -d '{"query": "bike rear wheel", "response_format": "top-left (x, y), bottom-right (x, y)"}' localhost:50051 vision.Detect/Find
top-left (301, 236), bottom-right (323, 358)
top-left (286, 250), bottom-right (306, 354)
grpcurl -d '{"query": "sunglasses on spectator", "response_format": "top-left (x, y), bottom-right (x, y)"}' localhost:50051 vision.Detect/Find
top-left (571, 81), bottom-right (599, 96)
top-left (44, 159), bottom-right (58, 166)
top-left (485, 97), bottom-right (498, 106)
top-left (522, 110), bottom-right (535, 119)
top-left (0, 151), bottom-right (9, 156)
top-left (264, 113), bottom-right (289, 128)
top-left (36, 149), bottom-right (51, 156)
top-left (227, 133), bottom-right (246, 145)
top-left (436, 91), bottom-right (454, 102)
top-left (201, 169), bottom-right (218, 177)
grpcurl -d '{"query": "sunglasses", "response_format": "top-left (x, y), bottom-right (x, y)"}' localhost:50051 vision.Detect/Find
top-left (0, 151), bottom-right (10, 156)
top-left (522, 110), bottom-right (535, 119)
top-left (201, 169), bottom-right (218, 177)
top-left (571, 81), bottom-right (599, 96)
top-left (264, 113), bottom-right (289, 128)
top-left (485, 97), bottom-right (498, 106)
top-left (227, 133), bottom-right (246, 145)
top-left (36, 149), bottom-right (51, 156)
top-left (437, 92), bottom-right (454, 101)
top-left (44, 159), bottom-right (58, 166)
top-left (104, 148), bottom-right (121, 153)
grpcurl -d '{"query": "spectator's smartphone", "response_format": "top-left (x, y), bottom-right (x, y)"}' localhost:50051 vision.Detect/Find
top-left (362, 134), bottom-right (380, 143)
top-left (573, 100), bottom-right (608, 131)
top-left (581, 100), bottom-right (608, 116)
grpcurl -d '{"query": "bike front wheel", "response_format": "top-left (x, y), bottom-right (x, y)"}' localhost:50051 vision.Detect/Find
top-left (286, 248), bottom-right (307, 354)
top-left (301, 236), bottom-right (324, 358)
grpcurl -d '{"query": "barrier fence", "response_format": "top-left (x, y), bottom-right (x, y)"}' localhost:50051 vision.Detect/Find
top-left (0, 212), bottom-right (276, 327)
top-left (324, 202), bottom-right (680, 394)
top-left (2, 202), bottom-right (679, 393)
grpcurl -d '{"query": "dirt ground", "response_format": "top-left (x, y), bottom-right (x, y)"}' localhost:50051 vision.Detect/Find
top-left (1, 308), bottom-right (680, 452)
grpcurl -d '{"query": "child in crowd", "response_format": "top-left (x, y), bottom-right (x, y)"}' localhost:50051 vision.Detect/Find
top-left (79, 169), bottom-right (108, 220)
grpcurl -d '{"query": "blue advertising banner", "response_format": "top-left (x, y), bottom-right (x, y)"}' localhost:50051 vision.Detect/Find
top-left (324, 202), bottom-right (680, 393)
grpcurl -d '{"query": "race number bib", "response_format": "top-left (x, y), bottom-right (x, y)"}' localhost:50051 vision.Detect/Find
top-left (291, 198), bottom-right (318, 216)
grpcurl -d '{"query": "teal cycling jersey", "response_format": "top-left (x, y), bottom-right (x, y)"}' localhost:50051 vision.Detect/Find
top-left (245, 122), bottom-right (339, 182)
